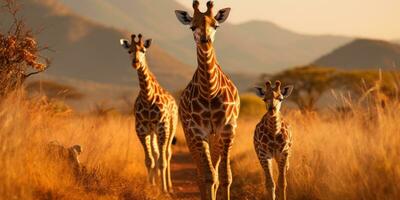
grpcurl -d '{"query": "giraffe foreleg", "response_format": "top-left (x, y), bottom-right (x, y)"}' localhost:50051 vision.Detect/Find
top-left (263, 158), bottom-right (275, 200)
top-left (210, 134), bottom-right (221, 199)
top-left (150, 133), bottom-right (159, 185)
top-left (136, 127), bottom-right (156, 185)
top-left (184, 127), bottom-right (218, 200)
top-left (276, 153), bottom-right (289, 200)
top-left (217, 124), bottom-right (236, 200)
top-left (156, 121), bottom-right (170, 193)
top-left (166, 113), bottom-right (177, 192)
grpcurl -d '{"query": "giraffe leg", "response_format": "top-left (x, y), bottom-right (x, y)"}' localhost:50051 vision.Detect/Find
top-left (184, 128), bottom-right (217, 200)
top-left (276, 153), bottom-right (289, 200)
top-left (210, 134), bottom-right (221, 199)
top-left (166, 114), bottom-right (177, 192)
top-left (166, 141), bottom-right (173, 192)
top-left (150, 133), bottom-right (159, 185)
top-left (260, 157), bottom-right (275, 200)
top-left (136, 126), bottom-right (156, 185)
top-left (156, 121), bottom-right (170, 193)
top-left (217, 124), bottom-right (236, 200)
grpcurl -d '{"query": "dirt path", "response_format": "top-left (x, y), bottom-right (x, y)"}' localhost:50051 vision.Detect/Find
top-left (170, 150), bottom-right (200, 200)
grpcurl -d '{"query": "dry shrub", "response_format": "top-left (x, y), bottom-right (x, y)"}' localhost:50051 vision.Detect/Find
top-left (0, 0), bottom-right (48, 96)
top-left (26, 80), bottom-right (85, 100)
top-left (239, 93), bottom-right (265, 118)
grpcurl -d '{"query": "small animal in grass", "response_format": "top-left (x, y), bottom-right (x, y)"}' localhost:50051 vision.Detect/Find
top-left (46, 141), bottom-right (83, 178)
top-left (254, 80), bottom-right (294, 200)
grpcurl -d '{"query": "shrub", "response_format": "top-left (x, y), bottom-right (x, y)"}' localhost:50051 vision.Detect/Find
top-left (239, 93), bottom-right (265, 117)
top-left (0, 0), bottom-right (48, 97)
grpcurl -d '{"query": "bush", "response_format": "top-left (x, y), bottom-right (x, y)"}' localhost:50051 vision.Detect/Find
top-left (0, 0), bottom-right (48, 97)
top-left (239, 93), bottom-right (265, 117)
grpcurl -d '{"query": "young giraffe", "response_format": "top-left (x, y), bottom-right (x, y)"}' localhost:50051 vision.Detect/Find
top-left (254, 81), bottom-right (294, 200)
top-left (120, 34), bottom-right (178, 193)
top-left (175, 1), bottom-right (239, 200)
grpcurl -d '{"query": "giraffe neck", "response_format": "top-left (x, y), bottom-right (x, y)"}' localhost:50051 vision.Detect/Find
top-left (136, 60), bottom-right (159, 103)
top-left (264, 112), bottom-right (282, 135)
top-left (195, 44), bottom-right (222, 98)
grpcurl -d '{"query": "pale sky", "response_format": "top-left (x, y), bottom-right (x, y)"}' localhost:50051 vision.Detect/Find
top-left (176, 0), bottom-right (400, 40)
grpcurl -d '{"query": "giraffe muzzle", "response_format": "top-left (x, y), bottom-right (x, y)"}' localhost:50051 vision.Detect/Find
top-left (200, 36), bottom-right (211, 43)
top-left (132, 59), bottom-right (140, 64)
top-left (268, 106), bottom-right (275, 112)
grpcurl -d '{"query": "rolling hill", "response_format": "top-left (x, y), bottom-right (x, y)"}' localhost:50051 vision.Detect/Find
top-left (57, 0), bottom-right (351, 73)
top-left (313, 39), bottom-right (400, 69)
top-left (2, 0), bottom-right (192, 90)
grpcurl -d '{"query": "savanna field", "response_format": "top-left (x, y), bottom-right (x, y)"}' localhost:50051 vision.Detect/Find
top-left (0, 91), bottom-right (399, 200)
top-left (1, 0), bottom-right (400, 199)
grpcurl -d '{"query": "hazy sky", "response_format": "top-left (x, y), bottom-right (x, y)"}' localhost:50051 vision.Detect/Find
top-left (176, 0), bottom-right (400, 40)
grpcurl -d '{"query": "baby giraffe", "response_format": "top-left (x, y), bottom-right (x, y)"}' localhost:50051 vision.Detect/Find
top-left (120, 34), bottom-right (178, 193)
top-left (254, 80), bottom-right (294, 200)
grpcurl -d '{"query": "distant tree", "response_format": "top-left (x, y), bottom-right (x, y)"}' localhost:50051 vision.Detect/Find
top-left (269, 65), bottom-right (337, 111)
top-left (26, 80), bottom-right (84, 100)
top-left (257, 65), bottom-right (400, 112)
top-left (334, 69), bottom-right (400, 109)
top-left (0, 0), bottom-right (48, 96)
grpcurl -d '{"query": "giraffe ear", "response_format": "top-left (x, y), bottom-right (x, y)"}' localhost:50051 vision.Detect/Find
top-left (70, 145), bottom-right (82, 155)
top-left (175, 10), bottom-right (192, 25)
top-left (215, 8), bottom-right (231, 23)
top-left (144, 39), bottom-right (152, 48)
top-left (120, 39), bottom-right (130, 49)
top-left (281, 85), bottom-right (294, 98)
top-left (255, 87), bottom-right (265, 98)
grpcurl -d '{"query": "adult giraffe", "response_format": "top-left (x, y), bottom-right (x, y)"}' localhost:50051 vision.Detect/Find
top-left (175, 1), bottom-right (240, 200)
top-left (120, 34), bottom-right (177, 193)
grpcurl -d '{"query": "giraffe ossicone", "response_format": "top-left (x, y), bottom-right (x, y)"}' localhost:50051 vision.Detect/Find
top-left (119, 34), bottom-right (178, 193)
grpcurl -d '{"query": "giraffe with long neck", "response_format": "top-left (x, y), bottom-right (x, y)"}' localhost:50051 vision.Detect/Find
top-left (254, 81), bottom-right (294, 200)
top-left (120, 34), bottom-right (178, 193)
top-left (175, 1), bottom-right (240, 200)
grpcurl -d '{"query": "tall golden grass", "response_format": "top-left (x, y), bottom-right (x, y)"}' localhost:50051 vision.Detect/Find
top-left (0, 91), bottom-right (173, 200)
top-left (0, 91), bottom-right (399, 199)
top-left (231, 103), bottom-right (400, 200)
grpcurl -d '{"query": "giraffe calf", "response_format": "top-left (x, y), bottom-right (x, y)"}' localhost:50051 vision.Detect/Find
top-left (254, 80), bottom-right (293, 200)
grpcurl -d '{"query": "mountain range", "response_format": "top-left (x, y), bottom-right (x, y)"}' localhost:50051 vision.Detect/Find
top-left (57, 0), bottom-right (352, 73)
top-left (313, 39), bottom-right (400, 69)
top-left (2, 0), bottom-right (192, 90)
top-left (4, 0), bottom-right (398, 95)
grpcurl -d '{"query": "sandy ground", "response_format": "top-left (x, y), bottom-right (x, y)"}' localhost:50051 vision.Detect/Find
top-left (169, 149), bottom-right (200, 200)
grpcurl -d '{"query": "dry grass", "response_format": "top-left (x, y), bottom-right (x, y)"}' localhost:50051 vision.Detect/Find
top-left (231, 103), bottom-right (400, 200)
top-left (0, 91), bottom-right (399, 200)
top-left (0, 91), bottom-right (173, 200)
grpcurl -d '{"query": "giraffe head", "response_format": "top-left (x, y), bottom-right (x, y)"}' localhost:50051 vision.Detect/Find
top-left (120, 34), bottom-right (152, 69)
top-left (175, 0), bottom-right (231, 46)
top-left (256, 81), bottom-right (294, 114)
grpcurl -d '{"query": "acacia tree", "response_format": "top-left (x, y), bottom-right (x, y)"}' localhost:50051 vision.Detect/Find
top-left (0, 0), bottom-right (48, 96)
top-left (259, 65), bottom-right (399, 112)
